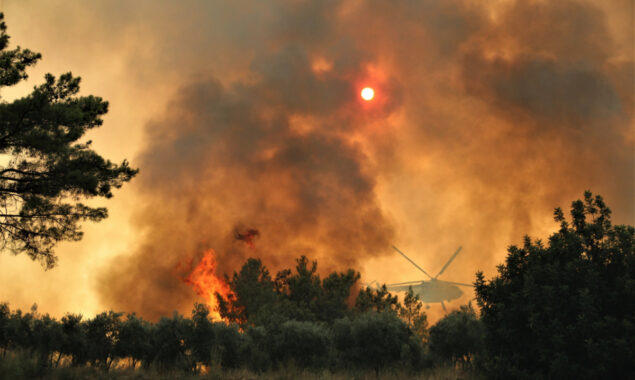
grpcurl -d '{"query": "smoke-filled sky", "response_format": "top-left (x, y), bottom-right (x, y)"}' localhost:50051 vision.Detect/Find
top-left (0, 0), bottom-right (633, 322)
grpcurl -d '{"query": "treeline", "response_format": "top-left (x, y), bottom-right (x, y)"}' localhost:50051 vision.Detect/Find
top-left (1, 192), bottom-right (633, 380)
top-left (475, 192), bottom-right (634, 379)
top-left (0, 262), bottom-right (483, 375)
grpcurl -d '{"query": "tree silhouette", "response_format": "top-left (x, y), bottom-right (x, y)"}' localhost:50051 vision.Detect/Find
top-left (399, 287), bottom-right (428, 341)
top-left (428, 303), bottom-right (482, 368)
top-left (354, 284), bottom-right (400, 314)
top-left (6, 306), bottom-right (34, 354)
top-left (212, 322), bottom-right (246, 369)
top-left (84, 311), bottom-right (121, 371)
top-left (0, 303), bottom-right (8, 358)
top-left (269, 320), bottom-right (331, 369)
top-left (0, 13), bottom-right (137, 268)
top-left (475, 191), bottom-right (635, 379)
top-left (218, 256), bottom-right (360, 326)
top-left (313, 266), bottom-right (360, 322)
top-left (31, 312), bottom-right (63, 368)
top-left (115, 313), bottom-right (151, 369)
top-left (217, 258), bottom-right (277, 325)
top-left (187, 304), bottom-right (215, 367)
top-left (59, 313), bottom-right (86, 366)
top-left (332, 311), bottom-right (423, 374)
top-left (150, 312), bottom-right (192, 371)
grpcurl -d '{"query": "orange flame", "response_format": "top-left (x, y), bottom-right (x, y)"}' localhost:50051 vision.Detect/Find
top-left (183, 249), bottom-right (232, 321)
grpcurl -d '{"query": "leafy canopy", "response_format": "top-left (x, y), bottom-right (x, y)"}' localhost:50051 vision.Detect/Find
top-left (398, 287), bottom-right (428, 341)
top-left (217, 256), bottom-right (360, 326)
top-left (0, 13), bottom-right (138, 267)
top-left (475, 191), bottom-right (635, 379)
top-left (428, 303), bottom-right (482, 369)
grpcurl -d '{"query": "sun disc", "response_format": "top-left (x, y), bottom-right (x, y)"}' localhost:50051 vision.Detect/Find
top-left (361, 87), bottom-right (375, 101)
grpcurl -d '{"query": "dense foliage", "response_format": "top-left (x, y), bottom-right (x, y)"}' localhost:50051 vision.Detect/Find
top-left (0, 302), bottom-right (431, 375)
top-left (0, 13), bottom-right (137, 268)
top-left (217, 256), bottom-right (361, 326)
top-left (0, 255), bottom-right (472, 376)
top-left (428, 304), bottom-right (482, 368)
top-left (0, 189), bottom-right (630, 379)
top-left (475, 191), bottom-right (635, 379)
top-left (2, 6), bottom-right (632, 378)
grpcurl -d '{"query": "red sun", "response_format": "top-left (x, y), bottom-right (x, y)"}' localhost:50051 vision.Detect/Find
top-left (361, 87), bottom-right (375, 101)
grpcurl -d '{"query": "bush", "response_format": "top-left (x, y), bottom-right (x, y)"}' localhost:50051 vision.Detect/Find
top-left (244, 325), bottom-right (270, 372)
top-left (150, 312), bottom-right (193, 371)
top-left (475, 192), bottom-right (635, 379)
top-left (270, 320), bottom-right (331, 369)
top-left (333, 312), bottom-right (423, 374)
top-left (428, 304), bottom-right (483, 368)
top-left (84, 311), bottom-right (121, 371)
top-left (59, 313), bottom-right (86, 366)
top-left (116, 313), bottom-right (151, 368)
top-left (212, 322), bottom-right (246, 369)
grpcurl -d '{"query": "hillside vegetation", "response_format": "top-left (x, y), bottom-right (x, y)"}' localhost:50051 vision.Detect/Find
top-left (1, 192), bottom-right (633, 379)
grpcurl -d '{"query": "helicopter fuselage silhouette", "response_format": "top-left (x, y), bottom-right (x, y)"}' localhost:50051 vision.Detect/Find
top-left (383, 245), bottom-right (473, 310)
top-left (386, 278), bottom-right (465, 303)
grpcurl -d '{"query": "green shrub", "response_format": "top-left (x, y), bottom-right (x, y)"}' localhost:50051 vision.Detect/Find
top-left (270, 320), bottom-right (331, 369)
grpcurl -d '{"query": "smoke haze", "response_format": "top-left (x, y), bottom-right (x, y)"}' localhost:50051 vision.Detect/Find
top-left (0, 0), bottom-right (632, 321)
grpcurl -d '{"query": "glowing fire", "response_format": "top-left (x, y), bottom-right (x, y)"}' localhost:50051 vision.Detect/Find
top-left (183, 249), bottom-right (232, 321)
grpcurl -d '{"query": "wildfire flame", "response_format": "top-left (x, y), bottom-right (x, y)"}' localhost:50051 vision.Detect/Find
top-left (183, 249), bottom-right (232, 321)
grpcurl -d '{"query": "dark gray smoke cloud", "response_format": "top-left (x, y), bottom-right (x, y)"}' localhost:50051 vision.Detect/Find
top-left (97, 0), bottom-right (633, 319)
top-left (100, 37), bottom-right (400, 318)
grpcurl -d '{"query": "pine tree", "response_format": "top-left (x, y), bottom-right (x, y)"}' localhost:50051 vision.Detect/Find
top-left (0, 13), bottom-right (137, 267)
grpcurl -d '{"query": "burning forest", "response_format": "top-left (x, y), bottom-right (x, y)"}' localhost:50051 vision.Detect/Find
top-left (92, 0), bottom-right (632, 321)
top-left (0, 1), bottom-right (633, 378)
top-left (181, 249), bottom-right (233, 322)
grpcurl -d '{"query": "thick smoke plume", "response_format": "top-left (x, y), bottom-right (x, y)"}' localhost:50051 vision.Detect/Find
top-left (97, 0), bottom-right (633, 320)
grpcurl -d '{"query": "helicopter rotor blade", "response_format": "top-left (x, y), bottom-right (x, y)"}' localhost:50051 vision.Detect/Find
top-left (434, 246), bottom-right (462, 279)
top-left (391, 246), bottom-right (433, 279)
top-left (385, 280), bottom-right (425, 287)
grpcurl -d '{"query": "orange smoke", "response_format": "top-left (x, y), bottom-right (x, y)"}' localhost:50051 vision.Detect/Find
top-left (183, 249), bottom-right (232, 321)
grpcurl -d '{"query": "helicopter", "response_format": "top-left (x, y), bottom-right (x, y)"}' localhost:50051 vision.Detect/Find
top-left (379, 245), bottom-right (473, 311)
